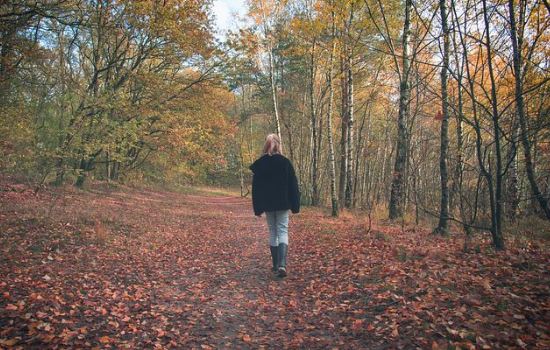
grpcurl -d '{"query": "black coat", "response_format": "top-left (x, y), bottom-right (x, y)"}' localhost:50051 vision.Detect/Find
top-left (250, 154), bottom-right (300, 216)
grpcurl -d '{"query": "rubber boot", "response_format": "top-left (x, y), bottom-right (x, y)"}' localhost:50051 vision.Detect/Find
top-left (270, 246), bottom-right (278, 272)
top-left (277, 243), bottom-right (288, 277)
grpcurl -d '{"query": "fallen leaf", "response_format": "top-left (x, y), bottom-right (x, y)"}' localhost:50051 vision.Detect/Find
top-left (351, 319), bottom-right (364, 331)
top-left (516, 338), bottom-right (527, 348)
top-left (0, 338), bottom-right (19, 346)
top-left (481, 278), bottom-right (492, 290)
top-left (391, 327), bottom-right (399, 337)
top-left (5, 304), bottom-right (18, 311)
top-left (99, 336), bottom-right (111, 344)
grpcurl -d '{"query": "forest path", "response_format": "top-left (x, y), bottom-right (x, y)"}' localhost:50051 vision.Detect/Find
top-left (121, 191), bottom-right (366, 349)
top-left (0, 187), bottom-right (368, 349)
top-left (1, 184), bottom-right (549, 349)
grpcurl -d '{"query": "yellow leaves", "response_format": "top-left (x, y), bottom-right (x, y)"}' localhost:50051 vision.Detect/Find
top-left (119, 0), bottom-right (213, 54)
top-left (248, 0), bottom-right (286, 26)
top-left (289, 16), bottom-right (324, 39)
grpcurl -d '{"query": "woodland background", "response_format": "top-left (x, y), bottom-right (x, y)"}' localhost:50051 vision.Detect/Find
top-left (1, 0), bottom-right (549, 245)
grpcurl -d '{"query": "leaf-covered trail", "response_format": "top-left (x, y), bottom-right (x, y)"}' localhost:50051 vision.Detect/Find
top-left (1, 186), bottom-right (363, 349)
top-left (1, 183), bottom-right (549, 349)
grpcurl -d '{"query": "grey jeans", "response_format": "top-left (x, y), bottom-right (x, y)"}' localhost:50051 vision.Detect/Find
top-left (265, 210), bottom-right (289, 246)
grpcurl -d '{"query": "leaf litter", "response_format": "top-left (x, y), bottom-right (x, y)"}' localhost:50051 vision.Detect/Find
top-left (1, 181), bottom-right (549, 349)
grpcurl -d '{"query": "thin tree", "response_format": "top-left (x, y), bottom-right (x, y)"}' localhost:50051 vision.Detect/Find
top-left (508, 0), bottom-right (550, 219)
top-left (327, 3), bottom-right (339, 216)
top-left (434, 0), bottom-right (450, 235)
top-left (344, 5), bottom-right (355, 209)
top-left (482, 0), bottom-right (505, 249)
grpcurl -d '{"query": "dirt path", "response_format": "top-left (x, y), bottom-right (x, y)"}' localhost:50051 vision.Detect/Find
top-left (1, 187), bottom-right (366, 348)
top-left (1, 184), bottom-right (549, 349)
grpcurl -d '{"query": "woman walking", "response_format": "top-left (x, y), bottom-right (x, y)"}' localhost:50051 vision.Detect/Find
top-left (250, 134), bottom-right (300, 277)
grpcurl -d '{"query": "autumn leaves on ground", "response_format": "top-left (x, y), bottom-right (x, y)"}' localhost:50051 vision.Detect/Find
top-left (0, 180), bottom-right (548, 349)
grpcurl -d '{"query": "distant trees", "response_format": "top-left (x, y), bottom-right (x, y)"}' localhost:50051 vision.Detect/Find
top-left (1, 0), bottom-right (234, 187)
top-left (229, 0), bottom-right (550, 250)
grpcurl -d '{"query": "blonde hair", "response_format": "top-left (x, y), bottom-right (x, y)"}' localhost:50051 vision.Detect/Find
top-left (262, 133), bottom-right (282, 156)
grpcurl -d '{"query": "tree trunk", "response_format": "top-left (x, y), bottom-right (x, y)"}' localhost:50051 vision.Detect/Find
top-left (508, 0), bottom-right (550, 219)
top-left (267, 39), bottom-right (282, 143)
top-left (389, 0), bottom-right (411, 220)
top-left (482, 0), bottom-right (505, 250)
top-left (75, 159), bottom-right (90, 188)
top-left (310, 39), bottom-right (320, 206)
top-left (506, 126), bottom-right (520, 221)
top-left (345, 46), bottom-right (354, 209)
top-left (327, 8), bottom-right (339, 217)
top-left (454, 68), bottom-right (472, 235)
top-left (339, 55), bottom-right (348, 207)
top-left (435, 0), bottom-right (450, 235)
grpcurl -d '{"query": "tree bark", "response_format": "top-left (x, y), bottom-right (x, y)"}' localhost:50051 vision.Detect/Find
top-left (508, 0), bottom-right (550, 219)
top-left (339, 54), bottom-right (348, 207)
top-left (310, 39), bottom-right (320, 206)
top-left (345, 45), bottom-right (354, 209)
top-left (327, 7), bottom-right (339, 217)
top-left (506, 125), bottom-right (519, 221)
top-left (435, 0), bottom-right (450, 235)
top-left (389, 0), bottom-right (411, 220)
top-left (267, 38), bottom-right (282, 143)
top-left (482, 0), bottom-right (505, 250)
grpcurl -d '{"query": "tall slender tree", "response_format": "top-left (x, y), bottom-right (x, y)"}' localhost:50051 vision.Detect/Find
top-left (508, 0), bottom-right (550, 220)
top-left (434, 0), bottom-right (450, 235)
top-left (389, 0), bottom-right (412, 220)
top-left (327, 3), bottom-right (339, 216)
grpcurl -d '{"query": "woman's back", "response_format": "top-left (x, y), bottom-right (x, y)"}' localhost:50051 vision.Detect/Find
top-left (250, 154), bottom-right (299, 216)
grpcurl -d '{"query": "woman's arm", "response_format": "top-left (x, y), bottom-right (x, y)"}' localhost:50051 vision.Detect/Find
top-left (251, 173), bottom-right (262, 216)
top-left (288, 161), bottom-right (301, 213)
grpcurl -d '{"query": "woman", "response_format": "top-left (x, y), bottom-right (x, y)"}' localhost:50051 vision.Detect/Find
top-left (250, 134), bottom-right (300, 278)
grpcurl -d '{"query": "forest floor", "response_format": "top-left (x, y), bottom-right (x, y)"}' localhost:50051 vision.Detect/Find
top-left (0, 178), bottom-right (549, 349)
